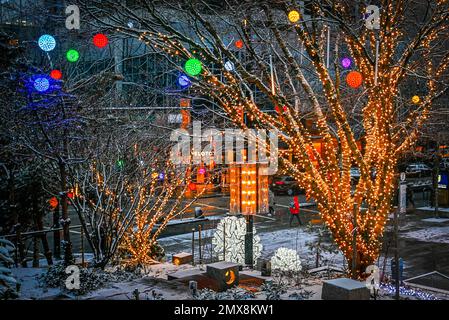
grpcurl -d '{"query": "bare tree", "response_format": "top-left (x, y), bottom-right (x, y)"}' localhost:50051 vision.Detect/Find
top-left (81, 0), bottom-right (449, 277)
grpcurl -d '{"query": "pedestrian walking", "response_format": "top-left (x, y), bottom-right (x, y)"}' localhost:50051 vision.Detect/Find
top-left (289, 196), bottom-right (302, 227)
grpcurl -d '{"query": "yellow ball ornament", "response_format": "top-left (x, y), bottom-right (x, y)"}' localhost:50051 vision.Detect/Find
top-left (288, 10), bottom-right (300, 23)
top-left (411, 95), bottom-right (420, 104)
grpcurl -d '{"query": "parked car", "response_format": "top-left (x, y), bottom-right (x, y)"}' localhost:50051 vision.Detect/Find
top-left (270, 176), bottom-right (303, 195)
top-left (406, 163), bottom-right (431, 177)
top-left (440, 158), bottom-right (449, 170)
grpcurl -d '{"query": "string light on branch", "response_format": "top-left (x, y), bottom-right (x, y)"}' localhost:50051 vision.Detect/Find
top-left (66, 49), bottom-right (79, 62)
top-left (50, 69), bottom-right (62, 80)
top-left (184, 58), bottom-right (202, 76)
top-left (288, 10), bottom-right (300, 23)
top-left (38, 34), bottom-right (56, 52)
top-left (346, 71), bottom-right (363, 88)
top-left (93, 33), bottom-right (108, 48)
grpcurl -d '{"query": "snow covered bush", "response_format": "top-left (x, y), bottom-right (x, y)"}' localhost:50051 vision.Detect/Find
top-left (39, 264), bottom-right (137, 296)
top-left (212, 216), bottom-right (262, 264)
top-left (271, 247), bottom-right (302, 273)
top-left (0, 238), bottom-right (19, 299)
top-left (194, 287), bottom-right (255, 300)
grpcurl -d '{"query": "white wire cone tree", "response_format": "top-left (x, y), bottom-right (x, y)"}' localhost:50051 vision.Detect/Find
top-left (84, 0), bottom-right (449, 277)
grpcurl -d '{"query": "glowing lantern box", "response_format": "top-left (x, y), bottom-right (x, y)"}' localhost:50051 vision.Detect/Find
top-left (172, 252), bottom-right (193, 265)
top-left (206, 261), bottom-right (239, 291)
top-left (229, 162), bottom-right (269, 215)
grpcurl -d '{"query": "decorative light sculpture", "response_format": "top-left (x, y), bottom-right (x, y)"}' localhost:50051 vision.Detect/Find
top-left (411, 95), bottom-right (420, 104)
top-left (341, 57), bottom-right (352, 69)
top-left (184, 58), bottom-right (202, 76)
top-left (50, 69), bottom-right (62, 80)
top-left (270, 247), bottom-right (302, 272)
top-left (33, 77), bottom-right (50, 92)
top-left (346, 70), bottom-right (363, 88)
top-left (288, 10), bottom-right (300, 23)
top-left (38, 34), bottom-right (56, 52)
top-left (212, 216), bottom-right (262, 264)
top-left (66, 49), bottom-right (79, 62)
top-left (93, 33), bottom-right (108, 48)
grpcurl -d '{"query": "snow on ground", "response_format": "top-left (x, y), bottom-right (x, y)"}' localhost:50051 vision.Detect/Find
top-left (403, 226), bottom-right (449, 244)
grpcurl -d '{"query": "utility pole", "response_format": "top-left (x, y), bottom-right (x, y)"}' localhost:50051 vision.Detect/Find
top-left (244, 215), bottom-right (254, 268)
top-left (351, 203), bottom-right (358, 279)
top-left (395, 173), bottom-right (406, 300)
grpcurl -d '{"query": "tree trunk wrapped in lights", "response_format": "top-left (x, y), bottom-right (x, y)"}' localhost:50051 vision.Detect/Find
top-left (84, 0), bottom-right (449, 276)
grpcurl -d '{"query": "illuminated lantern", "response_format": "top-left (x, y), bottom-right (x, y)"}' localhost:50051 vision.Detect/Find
top-left (49, 197), bottom-right (58, 210)
top-left (341, 57), bottom-right (352, 69)
top-left (38, 34), bottom-right (56, 52)
top-left (229, 163), bottom-right (269, 215)
top-left (177, 74), bottom-right (191, 88)
top-left (66, 49), bottom-right (79, 62)
top-left (225, 270), bottom-right (236, 285)
top-left (50, 69), bottom-right (62, 80)
top-left (235, 39), bottom-right (244, 49)
top-left (224, 61), bottom-right (235, 72)
top-left (33, 77), bottom-right (50, 92)
top-left (346, 71), bottom-right (363, 88)
top-left (288, 10), bottom-right (300, 23)
top-left (93, 33), bottom-right (108, 48)
top-left (198, 167), bottom-right (206, 175)
top-left (184, 58), bottom-right (202, 76)
top-left (411, 95), bottom-right (420, 104)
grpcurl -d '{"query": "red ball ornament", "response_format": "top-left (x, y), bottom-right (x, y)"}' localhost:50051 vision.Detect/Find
top-left (50, 69), bottom-right (62, 80)
top-left (235, 39), bottom-right (244, 49)
top-left (93, 33), bottom-right (108, 48)
top-left (346, 71), bottom-right (363, 88)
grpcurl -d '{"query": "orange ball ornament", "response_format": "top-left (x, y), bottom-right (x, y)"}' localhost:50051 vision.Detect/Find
top-left (49, 196), bottom-right (58, 210)
top-left (346, 71), bottom-right (363, 88)
top-left (235, 39), bottom-right (244, 49)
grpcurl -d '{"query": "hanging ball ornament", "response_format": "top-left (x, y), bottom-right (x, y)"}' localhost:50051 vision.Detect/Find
top-left (288, 10), bottom-right (301, 23)
top-left (411, 95), bottom-right (420, 104)
top-left (341, 57), bottom-right (352, 69)
top-left (346, 71), bottom-right (363, 88)
top-left (184, 58), bottom-right (202, 76)
top-left (93, 33), bottom-right (108, 48)
top-left (235, 39), bottom-right (244, 49)
top-left (178, 74), bottom-right (191, 88)
top-left (38, 34), bottom-right (56, 52)
top-left (66, 49), bottom-right (80, 62)
top-left (224, 61), bottom-right (235, 72)
top-left (33, 77), bottom-right (50, 92)
top-left (50, 69), bottom-right (62, 80)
